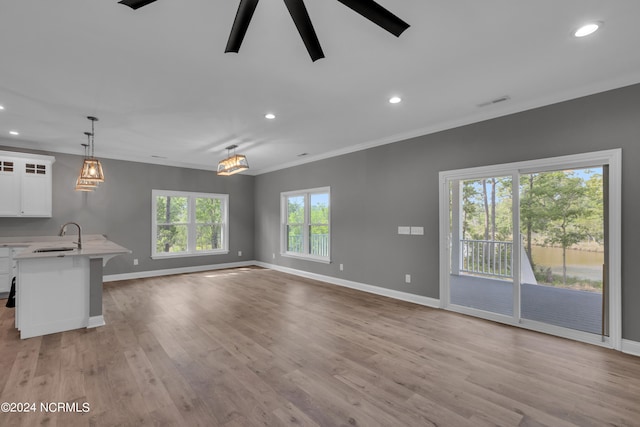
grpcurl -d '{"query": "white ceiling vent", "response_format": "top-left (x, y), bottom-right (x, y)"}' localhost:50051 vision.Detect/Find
top-left (477, 95), bottom-right (511, 108)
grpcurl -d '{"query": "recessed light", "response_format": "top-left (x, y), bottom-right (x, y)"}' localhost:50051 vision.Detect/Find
top-left (0, 105), bottom-right (5, 110)
top-left (265, 113), bottom-right (276, 120)
top-left (9, 131), bottom-right (19, 136)
top-left (389, 96), bottom-right (402, 104)
top-left (574, 22), bottom-right (601, 37)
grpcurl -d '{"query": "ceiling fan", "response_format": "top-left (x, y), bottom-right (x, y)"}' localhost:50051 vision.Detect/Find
top-left (118, 0), bottom-right (410, 61)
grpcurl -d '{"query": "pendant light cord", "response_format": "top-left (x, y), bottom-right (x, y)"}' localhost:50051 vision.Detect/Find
top-left (91, 119), bottom-right (95, 158)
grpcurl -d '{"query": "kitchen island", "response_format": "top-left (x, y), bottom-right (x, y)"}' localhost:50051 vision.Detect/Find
top-left (1, 234), bottom-right (130, 339)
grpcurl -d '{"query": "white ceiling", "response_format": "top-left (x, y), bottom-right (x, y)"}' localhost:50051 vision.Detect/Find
top-left (1, 0), bottom-right (639, 175)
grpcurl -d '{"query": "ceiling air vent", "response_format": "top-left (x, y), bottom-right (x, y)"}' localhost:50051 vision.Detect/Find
top-left (477, 95), bottom-right (511, 108)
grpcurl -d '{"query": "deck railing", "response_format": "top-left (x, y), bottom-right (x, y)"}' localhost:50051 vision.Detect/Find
top-left (287, 234), bottom-right (329, 257)
top-left (461, 239), bottom-right (513, 278)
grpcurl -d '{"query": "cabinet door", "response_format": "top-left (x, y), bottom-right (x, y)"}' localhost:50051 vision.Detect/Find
top-left (0, 248), bottom-right (10, 293)
top-left (21, 161), bottom-right (52, 217)
top-left (0, 160), bottom-right (20, 216)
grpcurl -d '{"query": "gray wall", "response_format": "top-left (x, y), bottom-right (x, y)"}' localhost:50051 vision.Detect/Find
top-left (1, 84), bottom-right (638, 340)
top-left (0, 149), bottom-right (255, 275)
top-left (254, 83), bottom-right (640, 341)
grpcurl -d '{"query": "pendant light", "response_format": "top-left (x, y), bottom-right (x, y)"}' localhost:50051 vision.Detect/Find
top-left (217, 144), bottom-right (249, 176)
top-left (79, 116), bottom-right (105, 183)
top-left (75, 142), bottom-right (98, 191)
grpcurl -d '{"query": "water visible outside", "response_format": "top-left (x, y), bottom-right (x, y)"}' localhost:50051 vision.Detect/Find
top-left (530, 246), bottom-right (603, 283)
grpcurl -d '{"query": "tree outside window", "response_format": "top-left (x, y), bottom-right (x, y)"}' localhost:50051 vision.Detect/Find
top-left (152, 190), bottom-right (228, 258)
top-left (282, 188), bottom-right (330, 262)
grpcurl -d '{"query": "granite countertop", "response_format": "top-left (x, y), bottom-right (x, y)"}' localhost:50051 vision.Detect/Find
top-left (0, 234), bottom-right (130, 260)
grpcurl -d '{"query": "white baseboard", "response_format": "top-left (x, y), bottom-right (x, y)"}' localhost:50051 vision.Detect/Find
top-left (87, 315), bottom-right (105, 328)
top-left (103, 261), bottom-right (254, 282)
top-left (254, 261), bottom-right (440, 309)
top-left (621, 339), bottom-right (640, 357)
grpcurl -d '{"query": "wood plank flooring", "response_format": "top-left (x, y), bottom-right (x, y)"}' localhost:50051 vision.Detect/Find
top-left (0, 266), bottom-right (639, 426)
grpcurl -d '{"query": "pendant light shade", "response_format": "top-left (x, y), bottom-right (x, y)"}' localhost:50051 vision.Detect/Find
top-left (79, 158), bottom-right (105, 182)
top-left (75, 142), bottom-right (98, 191)
top-left (79, 117), bottom-right (105, 183)
top-left (217, 145), bottom-right (249, 176)
top-left (75, 176), bottom-right (97, 191)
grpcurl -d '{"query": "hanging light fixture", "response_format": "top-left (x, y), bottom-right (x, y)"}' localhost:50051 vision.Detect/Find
top-left (75, 142), bottom-right (98, 191)
top-left (217, 144), bottom-right (249, 176)
top-left (79, 116), bottom-right (105, 183)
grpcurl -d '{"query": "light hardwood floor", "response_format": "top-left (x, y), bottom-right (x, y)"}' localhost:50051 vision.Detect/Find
top-left (1, 266), bottom-right (639, 426)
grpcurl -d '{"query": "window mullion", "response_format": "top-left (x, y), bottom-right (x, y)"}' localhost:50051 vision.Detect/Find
top-left (305, 193), bottom-right (311, 254)
top-left (188, 196), bottom-right (196, 253)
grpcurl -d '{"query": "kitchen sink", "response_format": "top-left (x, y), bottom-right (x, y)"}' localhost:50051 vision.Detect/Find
top-left (33, 247), bottom-right (77, 253)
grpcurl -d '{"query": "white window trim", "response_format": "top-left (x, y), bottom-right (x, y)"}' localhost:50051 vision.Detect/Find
top-left (281, 186), bottom-right (331, 263)
top-left (152, 190), bottom-right (229, 259)
top-left (438, 149), bottom-right (622, 351)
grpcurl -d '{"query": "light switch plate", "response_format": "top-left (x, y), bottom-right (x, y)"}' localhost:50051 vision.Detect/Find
top-left (398, 226), bottom-right (411, 235)
top-left (410, 226), bottom-right (424, 235)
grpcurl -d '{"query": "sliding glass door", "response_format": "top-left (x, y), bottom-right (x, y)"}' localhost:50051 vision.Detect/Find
top-left (449, 175), bottom-right (514, 317)
top-left (440, 150), bottom-right (620, 347)
top-left (519, 167), bottom-right (606, 335)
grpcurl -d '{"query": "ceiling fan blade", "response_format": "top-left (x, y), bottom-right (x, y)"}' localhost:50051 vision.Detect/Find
top-left (282, 0), bottom-right (325, 62)
top-left (336, 0), bottom-right (409, 37)
top-left (225, 0), bottom-right (260, 53)
top-left (118, 0), bottom-right (158, 10)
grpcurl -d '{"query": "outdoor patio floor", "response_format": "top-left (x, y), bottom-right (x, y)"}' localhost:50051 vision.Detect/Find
top-left (450, 274), bottom-right (603, 334)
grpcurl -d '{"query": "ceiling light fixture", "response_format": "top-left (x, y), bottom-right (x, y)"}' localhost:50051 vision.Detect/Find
top-left (9, 131), bottom-right (19, 136)
top-left (389, 96), bottom-right (402, 104)
top-left (0, 105), bottom-right (5, 110)
top-left (75, 143), bottom-right (98, 192)
top-left (574, 22), bottom-right (601, 37)
top-left (217, 144), bottom-right (249, 176)
top-left (265, 113), bottom-right (276, 120)
top-left (78, 116), bottom-right (105, 184)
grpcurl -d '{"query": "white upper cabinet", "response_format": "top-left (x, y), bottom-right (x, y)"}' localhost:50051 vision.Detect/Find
top-left (0, 159), bottom-right (20, 216)
top-left (0, 151), bottom-right (55, 217)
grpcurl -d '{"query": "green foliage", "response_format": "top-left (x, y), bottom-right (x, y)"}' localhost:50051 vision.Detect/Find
top-left (156, 196), bottom-right (188, 223)
top-left (310, 193), bottom-right (329, 224)
top-left (156, 196), bottom-right (188, 253)
top-left (461, 177), bottom-right (512, 241)
top-left (534, 266), bottom-right (602, 292)
top-left (459, 168), bottom-right (603, 287)
top-left (156, 196), bottom-right (223, 253)
top-left (520, 170), bottom-right (600, 285)
top-left (287, 196), bottom-right (304, 225)
top-left (195, 198), bottom-right (223, 250)
top-left (286, 193), bottom-right (329, 255)
top-left (196, 198), bottom-right (221, 223)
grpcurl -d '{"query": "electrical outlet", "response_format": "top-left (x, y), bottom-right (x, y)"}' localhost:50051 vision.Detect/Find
top-left (339, 263), bottom-right (344, 271)
top-left (272, 253), bottom-right (276, 259)
top-left (133, 258), bottom-right (138, 266)
top-left (405, 274), bottom-right (411, 283)
top-left (238, 250), bottom-right (242, 256)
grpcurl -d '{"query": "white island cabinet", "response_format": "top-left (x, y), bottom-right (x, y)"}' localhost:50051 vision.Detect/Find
top-left (3, 234), bottom-right (130, 339)
top-left (16, 256), bottom-right (90, 338)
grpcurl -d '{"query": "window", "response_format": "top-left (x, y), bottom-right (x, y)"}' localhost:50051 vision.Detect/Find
top-left (152, 190), bottom-right (229, 258)
top-left (281, 187), bottom-right (330, 262)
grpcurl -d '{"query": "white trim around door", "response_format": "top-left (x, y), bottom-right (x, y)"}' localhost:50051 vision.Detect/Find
top-left (438, 149), bottom-right (622, 350)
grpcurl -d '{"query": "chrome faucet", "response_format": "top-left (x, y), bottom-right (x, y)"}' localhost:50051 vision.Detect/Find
top-left (58, 222), bottom-right (82, 249)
